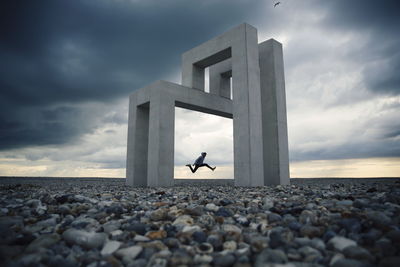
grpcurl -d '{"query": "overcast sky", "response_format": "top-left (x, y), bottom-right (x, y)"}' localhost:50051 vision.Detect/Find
top-left (1, 0), bottom-right (399, 178)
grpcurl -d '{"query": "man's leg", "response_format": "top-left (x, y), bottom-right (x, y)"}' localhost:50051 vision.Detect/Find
top-left (201, 164), bottom-right (216, 171)
top-left (186, 164), bottom-right (200, 173)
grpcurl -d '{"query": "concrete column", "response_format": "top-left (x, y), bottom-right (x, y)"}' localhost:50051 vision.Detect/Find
top-left (232, 24), bottom-right (264, 186)
top-left (259, 39), bottom-right (290, 185)
top-left (209, 59), bottom-right (232, 99)
top-left (181, 64), bottom-right (205, 91)
top-left (147, 91), bottom-right (175, 187)
top-left (126, 96), bottom-right (149, 186)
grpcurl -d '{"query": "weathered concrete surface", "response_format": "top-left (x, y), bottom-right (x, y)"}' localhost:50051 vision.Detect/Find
top-left (259, 39), bottom-right (290, 185)
top-left (126, 81), bottom-right (233, 187)
top-left (126, 23), bottom-right (289, 187)
top-left (181, 24), bottom-right (265, 186)
top-left (208, 39), bottom-right (290, 185)
top-left (209, 59), bottom-right (232, 99)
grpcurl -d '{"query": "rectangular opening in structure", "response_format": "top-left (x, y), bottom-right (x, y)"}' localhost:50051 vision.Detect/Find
top-left (204, 67), bottom-right (210, 93)
top-left (174, 107), bottom-right (233, 180)
top-left (230, 76), bottom-right (233, 99)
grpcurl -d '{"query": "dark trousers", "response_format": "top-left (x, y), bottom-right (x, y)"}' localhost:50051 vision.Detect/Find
top-left (187, 164), bottom-right (214, 173)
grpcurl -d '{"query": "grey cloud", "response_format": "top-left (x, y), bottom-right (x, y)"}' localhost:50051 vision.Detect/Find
top-left (0, 0), bottom-right (263, 150)
top-left (320, 0), bottom-right (400, 95)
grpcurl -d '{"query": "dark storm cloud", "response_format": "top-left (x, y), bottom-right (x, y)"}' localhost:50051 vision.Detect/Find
top-left (321, 0), bottom-right (400, 95)
top-left (0, 0), bottom-right (262, 150)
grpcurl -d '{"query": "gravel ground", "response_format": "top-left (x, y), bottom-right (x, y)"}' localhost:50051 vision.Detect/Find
top-left (0, 177), bottom-right (400, 267)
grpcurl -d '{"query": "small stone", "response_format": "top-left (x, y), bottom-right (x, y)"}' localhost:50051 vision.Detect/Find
top-left (164, 237), bottom-right (180, 249)
top-left (263, 197), bottom-right (274, 209)
top-left (250, 236), bottom-right (269, 253)
top-left (172, 215), bottom-right (194, 227)
top-left (353, 198), bottom-right (369, 208)
top-left (146, 230), bottom-right (167, 240)
top-left (194, 254), bottom-right (213, 264)
top-left (288, 221), bottom-right (302, 231)
top-left (169, 250), bottom-right (192, 265)
top-left (360, 228), bottom-right (382, 245)
top-left (56, 195), bottom-right (70, 204)
top-left (25, 233), bottom-right (60, 252)
top-left (125, 222), bottom-right (147, 235)
top-left (329, 253), bottom-right (345, 266)
top-left (115, 246), bottom-right (142, 261)
top-left (213, 253), bottom-right (236, 267)
top-left (62, 229), bottom-right (107, 249)
top-left (269, 230), bottom-right (286, 249)
top-left (101, 241), bottom-right (122, 256)
top-left (222, 224), bottom-right (242, 234)
top-left (338, 218), bottom-right (361, 234)
top-left (220, 198), bottom-right (233, 206)
top-left (110, 230), bottom-right (123, 238)
top-left (267, 213), bottom-right (282, 223)
top-left (105, 204), bottom-right (124, 215)
top-left (223, 240), bottom-right (237, 251)
top-left (150, 208), bottom-right (169, 221)
top-left (294, 237), bottom-right (312, 247)
top-left (181, 225), bottom-right (201, 234)
top-left (300, 225), bottom-right (321, 238)
top-left (298, 246), bottom-right (322, 262)
top-left (147, 257), bottom-right (168, 267)
top-left (196, 242), bottom-right (214, 254)
top-left (58, 205), bottom-right (71, 215)
top-left (133, 234), bottom-right (150, 242)
top-left (102, 221), bottom-right (121, 233)
top-left (207, 234), bottom-right (223, 250)
top-left (192, 231), bottom-right (207, 243)
top-left (139, 240), bottom-right (168, 251)
top-left (366, 211), bottom-right (392, 228)
top-left (343, 245), bottom-right (374, 262)
top-left (184, 205), bottom-right (204, 216)
top-left (255, 248), bottom-right (288, 266)
top-left (299, 210), bottom-right (318, 225)
top-left (197, 214), bottom-right (216, 229)
top-left (70, 217), bottom-right (99, 230)
top-left (153, 201), bottom-right (168, 207)
top-left (236, 216), bottom-right (249, 226)
top-left (310, 238), bottom-right (326, 251)
top-left (323, 230), bottom-right (336, 242)
top-left (328, 236), bottom-right (357, 252)
top-left (215, 207), bottom-right (233, 217)
top-left (205, 203), bottom-right (219, 212)
top-left (336, 200), bottom-right (353, 207)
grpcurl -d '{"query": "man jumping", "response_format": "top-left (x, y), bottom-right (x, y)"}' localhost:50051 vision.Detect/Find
top-left (186, 152), bottom-right (216, 173)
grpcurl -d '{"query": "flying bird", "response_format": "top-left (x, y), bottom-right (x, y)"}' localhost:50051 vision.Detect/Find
top-left (274, 2), bottom-right (281, 8)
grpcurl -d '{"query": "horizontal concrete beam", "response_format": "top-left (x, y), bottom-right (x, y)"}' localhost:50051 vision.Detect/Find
top-left (130, 80), bottom-right (233, 118)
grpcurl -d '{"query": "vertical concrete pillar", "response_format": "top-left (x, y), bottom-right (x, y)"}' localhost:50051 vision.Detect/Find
top-left (232, 24), bottom-right (264, 186)
top-left (209, 59), bottom-right (232, 99)
top-left (182, 64), bottom-right (205, 91)
top-left (126, 96), bottom-right (149, 186)
top-left (259, 39), bottom-right (290, 185)
top-left (147, 91), bottom-right (175, 187)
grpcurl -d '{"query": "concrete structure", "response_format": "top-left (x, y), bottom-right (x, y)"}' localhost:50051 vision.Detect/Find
top-left (126, 23), bottom-right (289, 187)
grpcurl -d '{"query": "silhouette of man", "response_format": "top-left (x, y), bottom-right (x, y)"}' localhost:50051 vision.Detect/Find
top-left (186, 152), bottom-right (216, 173)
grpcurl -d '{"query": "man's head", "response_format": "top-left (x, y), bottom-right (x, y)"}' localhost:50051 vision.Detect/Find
top-left (201, 152), bottom-right (207, 157)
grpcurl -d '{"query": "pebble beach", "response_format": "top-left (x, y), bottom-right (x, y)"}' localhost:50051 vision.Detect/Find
top-left (1, 177), bottom-right (399, 266)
